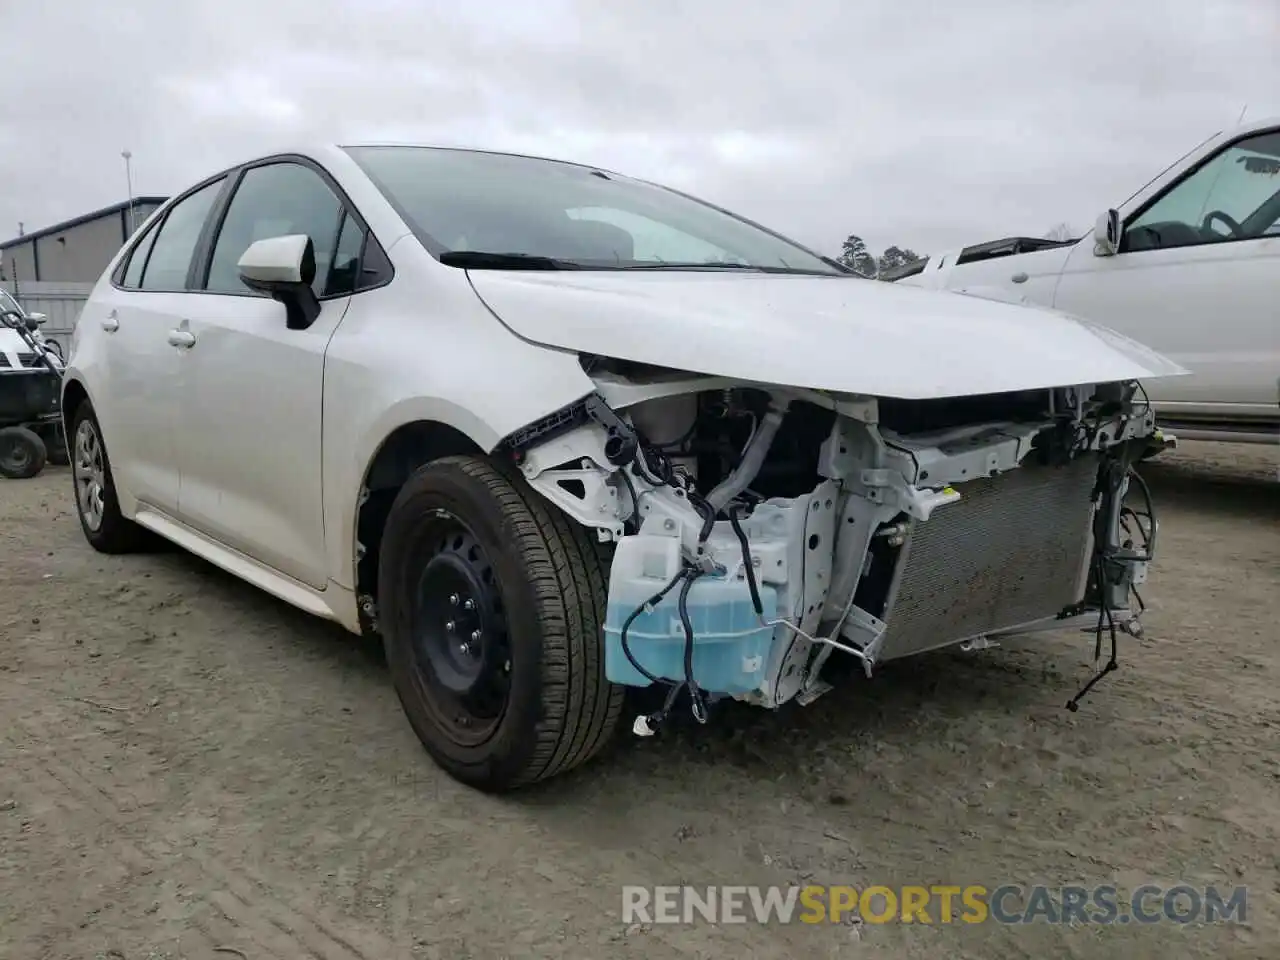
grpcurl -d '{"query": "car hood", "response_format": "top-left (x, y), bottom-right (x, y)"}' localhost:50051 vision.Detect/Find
top-left (466, 271), bottom-right (1186, 400)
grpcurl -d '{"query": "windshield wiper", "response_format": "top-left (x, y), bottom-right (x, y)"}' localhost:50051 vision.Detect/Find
top-left (618, 262), bottom-right (837, 275)
top-left (439, 251), bottom-right (583, 270)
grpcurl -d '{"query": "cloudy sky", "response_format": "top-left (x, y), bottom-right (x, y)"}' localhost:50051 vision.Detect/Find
top-left (1, 1), bottom-right (1276, 258)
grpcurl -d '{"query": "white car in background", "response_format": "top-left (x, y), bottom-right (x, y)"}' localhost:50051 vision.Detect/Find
top-left (894, 116), bottom-right (1280, 444)
top-left (62, 144), bottom-right (1180, 792)
top-left (0, 289), bottom-right (59, 368)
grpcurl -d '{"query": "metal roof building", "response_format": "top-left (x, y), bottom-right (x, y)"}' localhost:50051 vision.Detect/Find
top-left (0, 196), bottom-right (168, 285)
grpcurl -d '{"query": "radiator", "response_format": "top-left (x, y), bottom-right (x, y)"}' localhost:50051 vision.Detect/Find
top-left (875, 455), bottom-right (1099, 662)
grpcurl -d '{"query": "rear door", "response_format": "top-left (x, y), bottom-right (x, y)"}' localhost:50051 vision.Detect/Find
top-left (85, 177), bottom-right (229, 514)
top-left (1052, 127), bottom-right (1280, 419)
top-left (172, 158), bottom-right (369, 588)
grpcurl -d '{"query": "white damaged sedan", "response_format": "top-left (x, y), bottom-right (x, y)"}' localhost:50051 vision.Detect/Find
top-left (62, 144), bottom-right (1184, 791)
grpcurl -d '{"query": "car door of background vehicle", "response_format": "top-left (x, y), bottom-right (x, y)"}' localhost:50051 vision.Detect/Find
top-left (1052, 127), bottom-right (1280, 418)
top-left (174, 159), bottom-right (367, 589)
top-left (87, 176), bottom-right (229, 515)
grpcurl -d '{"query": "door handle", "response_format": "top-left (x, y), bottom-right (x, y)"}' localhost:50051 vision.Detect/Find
top-left (167, 329), bottom-right (197, 348)
top-left (1011, 271), bottom-right (1029, 284)
top-left (101, 310), bottom-right (119, 333)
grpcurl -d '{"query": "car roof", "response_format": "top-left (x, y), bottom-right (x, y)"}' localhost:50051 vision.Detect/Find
top-left (213, 141), bottom-right (625, 182)
top-left (1232, 114), bottom-right (1280, 137)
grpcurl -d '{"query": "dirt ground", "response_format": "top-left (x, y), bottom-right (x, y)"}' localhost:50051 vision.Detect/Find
top-left (1, 441), bottom-right (1276, 960)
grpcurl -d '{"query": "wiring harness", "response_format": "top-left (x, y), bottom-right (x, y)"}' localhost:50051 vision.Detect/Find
top-left (616, 436), bottom-right (719, 731)
top-left (1066, 460), bottom-right (1157, 712)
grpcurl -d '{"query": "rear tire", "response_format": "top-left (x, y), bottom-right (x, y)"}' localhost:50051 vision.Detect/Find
top-left (0, 426), bottom-right (46, 479)
top-left (70, 402), bottom-right (156, 553)
top-left (379, 455), bottom-right (624, 792)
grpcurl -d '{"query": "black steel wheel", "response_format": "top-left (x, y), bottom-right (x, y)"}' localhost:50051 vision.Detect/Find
top-left (0, 426), bottom-right (46, 479)
top-left (379, 455), bottom-right (625, 792)
top-left (411, 519), bottom-right (512, 745)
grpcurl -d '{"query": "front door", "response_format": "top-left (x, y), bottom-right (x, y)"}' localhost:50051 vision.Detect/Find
top-left (173, 160), bottom-right (365, 589)
top-left (1053, 127), bottom-right (1280, 420)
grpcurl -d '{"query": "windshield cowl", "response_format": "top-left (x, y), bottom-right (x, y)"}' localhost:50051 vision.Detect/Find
top-left (438, 250), bottom-right (848, 275)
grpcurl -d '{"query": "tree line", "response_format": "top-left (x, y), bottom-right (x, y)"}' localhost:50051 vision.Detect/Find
top-left (835, 235), bottom-right (921, 279)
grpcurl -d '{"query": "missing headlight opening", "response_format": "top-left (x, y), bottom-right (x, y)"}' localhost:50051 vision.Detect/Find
top-left (505, 358), bottom-right (1172, 733)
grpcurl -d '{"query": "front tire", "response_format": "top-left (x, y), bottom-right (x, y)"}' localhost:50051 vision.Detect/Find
top-left (379, 455), bottom-right (625, 792)
top-left (69, 402), bottom-right (155, 553)
top-left (0, 426), bottom-right (47, 479)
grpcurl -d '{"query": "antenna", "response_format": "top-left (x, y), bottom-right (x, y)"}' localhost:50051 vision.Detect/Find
top-left (1236, 104), bottom-right (1248, 125)
top-left (122, 150), bottom-right (136, 235)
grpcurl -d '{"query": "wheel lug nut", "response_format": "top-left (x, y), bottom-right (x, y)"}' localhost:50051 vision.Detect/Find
top-left (463, 599), bottom-right (475, 611)
top-left (445, 620), bottom-right (456, 633)
top-left (470, 630), bottom-right (481, 642)
top-left (458, 642), bottom-right (470, 655)
top-left (449, 593), bottom-right (460, 606)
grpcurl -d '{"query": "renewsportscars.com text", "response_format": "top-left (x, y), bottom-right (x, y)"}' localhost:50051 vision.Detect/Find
top-left (621, 884), bottom-right (1248, 925)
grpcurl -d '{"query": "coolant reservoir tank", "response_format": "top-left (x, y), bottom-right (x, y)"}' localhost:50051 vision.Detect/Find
top-left (603, 533), bottom-right (778, 695)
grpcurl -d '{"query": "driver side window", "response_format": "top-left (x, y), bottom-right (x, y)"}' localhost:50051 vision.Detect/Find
top-left (1124, 130), bottom-right (1280, 252)
top-left (203, 161), bottom-right (345, 296)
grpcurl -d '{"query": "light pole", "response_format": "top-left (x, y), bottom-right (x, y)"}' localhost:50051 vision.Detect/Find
top-left (121, 150), bottom-right (135, 235)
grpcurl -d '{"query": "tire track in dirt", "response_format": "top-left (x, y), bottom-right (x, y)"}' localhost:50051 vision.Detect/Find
top-left (6, 691), bottom-right (801, 959)
top-left (4, 706), bottom-right (401, 960)
top-left (0, 745), bottom-right (157, 951)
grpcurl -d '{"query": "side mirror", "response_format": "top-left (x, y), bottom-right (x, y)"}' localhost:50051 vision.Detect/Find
top-left (1093, 209), bottom-right (1121, 257)
top-left (237, 234), bottom-right (321, 330)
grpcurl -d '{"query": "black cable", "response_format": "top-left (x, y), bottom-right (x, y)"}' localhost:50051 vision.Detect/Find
top-left (1066, 543), bottom-right (1121, 711)
top-left (677, 568), bottom-right (709, 723)
top-left (690, 489), bottom-right (717, 544)
top-left (727, 503), bottom-right (764, 616)
top-left (632, 442), bottom-right (673, 488)
top-left (620, 468), bottom-right (641, 533)
top-left (1115, 466), bottom-right (1157, 561)
top-left (618, 567), bottom-right (690, 685)
top-left (617, 564), bottom-right (713, 727)
top-left (1121, 507), bottom-right (1151, 554)
top-left (1133, 380), bottom-right (1152, 415)
top-left (1128, 467), bottom-right (1156, 519)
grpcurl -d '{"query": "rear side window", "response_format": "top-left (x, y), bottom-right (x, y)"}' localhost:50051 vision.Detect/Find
top-left (139, 178), bottom-right (226, 291)
top-left (121, 221), bottom-right (160, 288)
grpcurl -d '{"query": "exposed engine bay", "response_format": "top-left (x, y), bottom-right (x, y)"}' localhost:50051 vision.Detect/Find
top-left (503, 355), bottom-right (1173, 732)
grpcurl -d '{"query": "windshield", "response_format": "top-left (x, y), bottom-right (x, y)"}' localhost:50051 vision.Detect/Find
top-left (343, 146), bottom-right (843, 274)
top-left (0, 289), bottom-right (22, 316)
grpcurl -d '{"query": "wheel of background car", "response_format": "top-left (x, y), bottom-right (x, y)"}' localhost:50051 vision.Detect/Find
top-left (1201, 209), bottom-right (1243, 239)
top-left (69, 401), bottom-right (157, 553)
top-left (0, 426), bottom-right (47, 480)
top-left (377, 454), bottom-right (625, 793)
